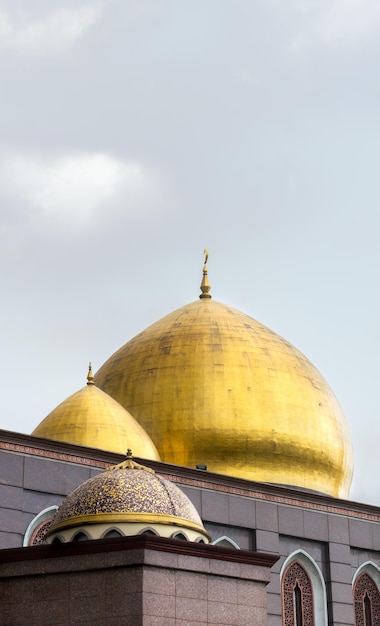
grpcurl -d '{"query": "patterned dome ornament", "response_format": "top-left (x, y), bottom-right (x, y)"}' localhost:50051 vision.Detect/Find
top-left (45, 450), bottom-right (209, 544)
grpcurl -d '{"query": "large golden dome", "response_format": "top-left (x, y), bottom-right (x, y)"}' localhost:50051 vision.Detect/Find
top-left (32, 366), bottom-right (160, 460)
top-left (95, 262), bottom-right (353, 498)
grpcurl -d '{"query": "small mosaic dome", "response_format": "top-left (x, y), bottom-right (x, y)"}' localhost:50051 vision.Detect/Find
top-left (45, 451), bottom-right (209, 543)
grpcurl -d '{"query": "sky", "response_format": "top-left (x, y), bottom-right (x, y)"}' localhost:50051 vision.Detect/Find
top-left (1, 0), bottom-right (379, 506)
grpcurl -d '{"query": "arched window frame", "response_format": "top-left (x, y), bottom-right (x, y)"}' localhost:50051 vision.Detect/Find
top-left (353, 562), bottom-right (380, 590)
top-left (23, 506), bottom-right (58, 546)
top-left (101, 528), bottom-right (124, 539)
top-left (52, 536), bottom-right (64, 544)
top-left (139, 527), bottom-right (159, 536)
top-left (72, 530), bottom-right (90, 542)
top-left (280, 549), bottom-right (328, 626)
top-left (171, 531), bottom-right (189, 541)
top-left (353, 562), bottom-right (380, 626)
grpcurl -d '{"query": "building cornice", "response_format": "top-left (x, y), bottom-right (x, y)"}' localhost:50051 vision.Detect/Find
top-left (1, 429), bottom-right (379, 522)
top-left (0, 534), bottom-right (278, 569)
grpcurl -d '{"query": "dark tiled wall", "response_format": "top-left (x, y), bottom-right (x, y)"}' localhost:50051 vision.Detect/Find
top-left (0, 450), bottom-right (101, 548)
top-left (204, 522), bottom-right (255, 551)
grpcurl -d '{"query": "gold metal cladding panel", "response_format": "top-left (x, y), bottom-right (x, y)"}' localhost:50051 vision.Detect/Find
top-left (47, 513), bottom-right (207, 535)
top-left (32, 384), bottom-right (160, 460)
top-left (95, 300), bottom-right (353, 498)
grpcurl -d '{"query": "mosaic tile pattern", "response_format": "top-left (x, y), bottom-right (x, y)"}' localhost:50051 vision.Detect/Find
top-left (51, 467), bottom-right (204, 530)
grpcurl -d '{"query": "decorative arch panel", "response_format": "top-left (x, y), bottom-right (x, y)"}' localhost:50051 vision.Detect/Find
top-left (353, 572), bottom-right (380, 626)
top-left (282, 560), bottom-right (315, 626)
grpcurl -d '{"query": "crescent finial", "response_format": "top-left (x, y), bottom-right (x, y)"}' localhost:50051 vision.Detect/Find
top-left (200, 249), bottom-right (212, 299)
top-left (87, 362), bottom-right (94, 385)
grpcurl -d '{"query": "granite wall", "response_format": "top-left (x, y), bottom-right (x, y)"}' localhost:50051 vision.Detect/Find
top-left (0, 535), bottom-right (276, 626)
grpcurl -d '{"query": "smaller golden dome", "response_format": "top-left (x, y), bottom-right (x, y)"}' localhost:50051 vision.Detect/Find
top-left (32, 365), bottom-right (160, 460)
top-left (45, 451), bottom-right (209, 542)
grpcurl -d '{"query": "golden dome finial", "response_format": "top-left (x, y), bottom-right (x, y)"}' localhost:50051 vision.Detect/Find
top-left (199, 248), bottom-right (212, 299)
top-left (87, 362), bottom-right (94, 385)
top-left (106, 448), bottom-right (155, 473)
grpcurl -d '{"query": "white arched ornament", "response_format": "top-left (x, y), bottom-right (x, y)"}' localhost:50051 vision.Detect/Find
top-left (280, 549), bottom-right (328, 626)
top-left (212, 535), bottom-right (240, 549)
top-left (23, 506), bottom-right (58, 546)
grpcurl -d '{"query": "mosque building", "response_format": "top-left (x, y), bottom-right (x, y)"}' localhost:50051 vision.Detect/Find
top-left (0, 255), bottom-right (379, 625)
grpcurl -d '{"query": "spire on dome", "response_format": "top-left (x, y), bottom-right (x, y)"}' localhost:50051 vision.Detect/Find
top-left (106, 449), bottom-right (155, 473)
top-left (199, 249), bottom-right (212, 299)
top-left (87, 362), bottom-right (94, 385)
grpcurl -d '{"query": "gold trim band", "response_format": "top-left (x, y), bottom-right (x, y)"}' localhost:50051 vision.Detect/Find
top-left (46, 512), bottom-right (209, 538)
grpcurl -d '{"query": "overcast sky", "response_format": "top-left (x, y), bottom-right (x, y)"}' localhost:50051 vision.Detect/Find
top-left (1, 0), bottom-right (379, 506)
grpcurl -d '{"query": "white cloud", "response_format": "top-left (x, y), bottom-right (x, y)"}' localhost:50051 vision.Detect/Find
top-left (0, 4), bottom-right (103, 57)
top-left (0, 150), bottom-right (163, 228)
top-left (289, 0), bottom-right (380, 50)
